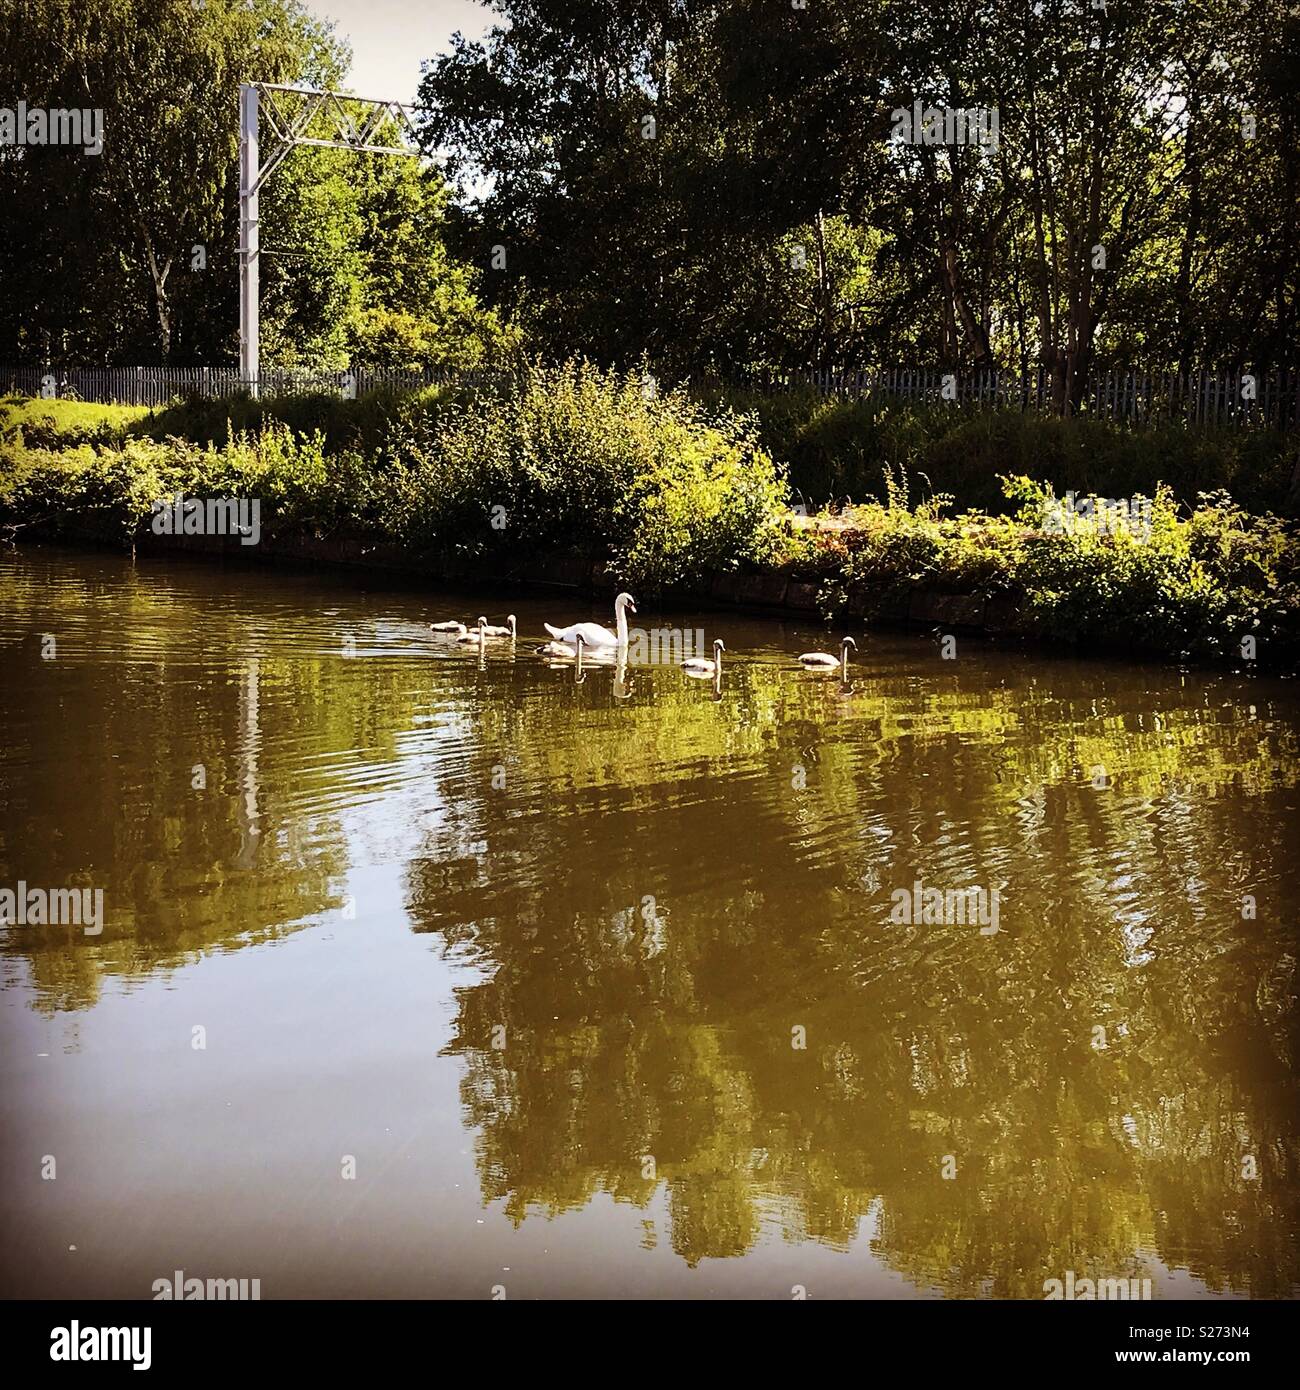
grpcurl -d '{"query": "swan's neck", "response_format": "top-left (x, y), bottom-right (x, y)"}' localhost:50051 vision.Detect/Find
top-left (616, 602), bottom-right (629, 646)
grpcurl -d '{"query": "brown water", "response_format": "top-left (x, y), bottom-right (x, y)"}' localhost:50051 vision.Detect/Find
top-left (1, 545), bottom-right (1298, 1300)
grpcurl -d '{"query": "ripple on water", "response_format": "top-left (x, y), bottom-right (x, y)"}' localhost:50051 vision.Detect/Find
top-left (1, 547), bottom-right (1299, 1299)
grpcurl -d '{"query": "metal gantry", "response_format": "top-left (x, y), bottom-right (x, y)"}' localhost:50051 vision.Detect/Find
top-left (238, 82), bottom-right (424, 385)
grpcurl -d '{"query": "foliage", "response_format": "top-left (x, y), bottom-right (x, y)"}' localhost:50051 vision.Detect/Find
top-left (0, 1), bottom-right (509, 370)
top-left (381, 362), bottom-right (788, 588)
top-left (0, 396), bottom-right (150, 450)
top-left (714, 387), bottom-right (1299, 517)
top-left (5, 374), bottom-right (1296, 666)
top-left (811, 475), bottom-right (1300, 665)
top-left (134, 386), bottom-right (458, 454)
top-left (0, 365), bottom-right (791, 591)
top-left (420, 0), bottom-right (1300, 381)
top-left (0, 387), bottom-right (456, 455)
top-left (258, 144), bottom-right (516, 371)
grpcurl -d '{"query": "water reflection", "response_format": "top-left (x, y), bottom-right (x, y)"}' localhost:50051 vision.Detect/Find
top-left (1, 546), bottom-right (1297, 1297)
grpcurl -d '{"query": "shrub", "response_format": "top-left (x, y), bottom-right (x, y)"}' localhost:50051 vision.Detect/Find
top-left (0, 395), bottom-right (148, 450)
top-left (0, 436), bottom-right (178, 542)
top-left (709, 386), bottom-right (1299, 517)
top-left (0, 364), bottom-right (791, 591)
top-left (792, 474), bottom-right (1299, 667)
top-left (382, 361), bottom-right (788, 588)
top-left (1001, 477), bottom-right (1300, 663)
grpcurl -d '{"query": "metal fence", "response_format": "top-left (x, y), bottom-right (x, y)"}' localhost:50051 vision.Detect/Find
top-left (749, 367), bottom-right (1300, 430)
top-left (3, 361), bottom-right (1297, 429)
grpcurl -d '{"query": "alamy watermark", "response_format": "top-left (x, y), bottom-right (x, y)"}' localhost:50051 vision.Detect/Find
top-left (891, 101), bottom-right (999, 151)
top-left (626, 626), bottom-right (706, 664)
top-left (49, 1323), bottom-right (150, 1370)
top-left (1043, 491), bottom-right (1153, 542)
top-left (1, 102), bottom-right (103, 157)
top-left (152, 1270), bottom-right (261, 1300)
top-left (1044, 1270), bottom-right (1152, 1300)
top-left (889, 880), bottom-right (1000, 934)
top-left (151, 494), bottom-right (261, 546)
top-left (0, 882), bottom-right (103, 935)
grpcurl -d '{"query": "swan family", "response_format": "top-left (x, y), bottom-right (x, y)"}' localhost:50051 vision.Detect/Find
top-left (438, 614), bottom-right (518, 643)
top-left (429, 593), bottom-right (859, 685)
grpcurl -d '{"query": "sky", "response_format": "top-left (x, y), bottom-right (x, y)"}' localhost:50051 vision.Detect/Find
top-left (305, 0), bottom-right (494, 105)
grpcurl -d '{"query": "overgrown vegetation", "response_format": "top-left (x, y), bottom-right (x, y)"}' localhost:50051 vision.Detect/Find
top-left (0, 367), bottom-right (787, 590)
top-left (713, 386), bottom-right (1300, 517)
top-left (780, 472), bottom-right (1300, 667)
top-left (0, 386), bottom-right (457, 455)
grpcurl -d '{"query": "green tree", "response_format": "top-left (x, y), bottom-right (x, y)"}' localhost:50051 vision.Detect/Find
top-left (418, 0), bottom-right (1298, 389)
top-left (0, 0), bottom-right (507, 370)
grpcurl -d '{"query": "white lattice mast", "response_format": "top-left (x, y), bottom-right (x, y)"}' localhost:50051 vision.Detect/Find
top-left (238, 83), bottom-right (424, 384)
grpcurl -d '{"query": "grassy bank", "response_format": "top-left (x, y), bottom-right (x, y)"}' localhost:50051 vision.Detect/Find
top-left (0, 367), bottom-right (787, 591)
top-left (782, 480), bottom-right (1299, 668)
top-left (2, 374), bottom-right (1298, 669)
top-left (0, 385), bottom-right (457, 455)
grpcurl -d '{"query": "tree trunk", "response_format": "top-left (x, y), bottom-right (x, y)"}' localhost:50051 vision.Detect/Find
top-left (140, 225), bottom-right (173, 362)
top-left (1175, 90), bottom-right (1201, 381)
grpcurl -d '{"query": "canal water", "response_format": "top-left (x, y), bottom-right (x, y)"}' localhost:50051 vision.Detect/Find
top-left (1, 545), bottom-right (1297, 1298)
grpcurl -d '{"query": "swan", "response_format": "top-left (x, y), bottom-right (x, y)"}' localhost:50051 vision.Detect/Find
top-left (799, 636), bottom-right (856, 676)
top-left (538, 634), bottom-right (585, 661)
top-left (682, 638), bottom-right (724, 678)
top-left (456, 619), bottom-right (488, 644)
top-left (480, 615), bottom-right (517, 639)
top-left (544, 592), bottom-right (636, 649)
top-left (430, 619), bottom-right (467, 634)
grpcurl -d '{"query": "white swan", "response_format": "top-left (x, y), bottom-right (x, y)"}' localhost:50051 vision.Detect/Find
top-left (456, 618), bottom-right (488, 644)
top-left (544, 592), bottom-right (636, 649)
top-left (480, 615), bottom-right (517, 639)
top-left (799, 636), bottom-right (856, 676)
top-left (430, 619), bottom-right (467, 634)
top-left (683, 638), bottom-right (724, 678)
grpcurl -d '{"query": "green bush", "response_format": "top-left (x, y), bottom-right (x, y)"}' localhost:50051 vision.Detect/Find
top-left (0, 395), bottom-right (148, 450)
top-left (0, 424), bottom-right (355, 545)
top-left (133, 385), bottom-right (457, 455)
top-left (381, 362), bottom-right (788, 588)
top-left (710, 386), bottom-right (1299, 517)
top-left (0, 364), bottom-right (790, 591)
top-left (787, 475), bottom-right (1299, 666)
top-left (989, 478), bottom-right (1296, 663)
top-left (0, 436), bottom-right (176, 542)
top-left (0, 386), bottom-right (462, 458)
top-left (794, 482), bottom-right (1018, 617)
